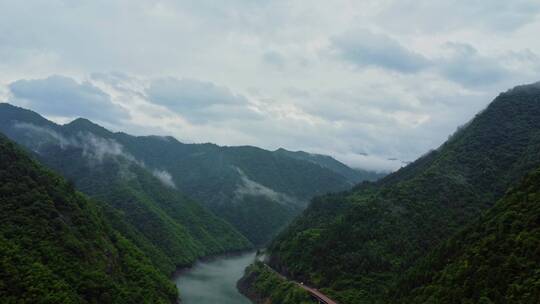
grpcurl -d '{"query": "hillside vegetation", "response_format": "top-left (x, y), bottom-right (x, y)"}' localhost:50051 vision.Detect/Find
top-left (110, 132), bottom-right (371, 245)
top-left (268, 83), bottom-right (540, 303)
top-left (0, 103), bottom-right (251, 275)
top-left (0, 134), bottom-right (177, 303)
top-left (0, 103), bottom-right (380, 245)
top-left (394, 168), bottom-right (540, 303)
top-left (238, 262), bottom-right (317, 304)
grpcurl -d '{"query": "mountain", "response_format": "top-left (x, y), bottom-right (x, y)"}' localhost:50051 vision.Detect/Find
top-left (274, 148), bottom-right (385, 183)
top-left (265, 82), bottom-right (540, 303)
top-left (107, 133), bottom-right (371, 245)
top-left (0, 103), bottom-right (379, 245)
top-left (0, 134), bottom-right (177, 303)
top-left (0, 103), bottom-right (251, 275)
top-left (393, 167), bottom-right (540, 303)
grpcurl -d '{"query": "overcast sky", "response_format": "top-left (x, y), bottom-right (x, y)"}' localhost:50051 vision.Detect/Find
top-left (1, 0), bottom-right (540, 171)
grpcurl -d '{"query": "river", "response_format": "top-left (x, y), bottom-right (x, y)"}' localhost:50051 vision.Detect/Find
top-left (174, 251), bottom-right (255, 304)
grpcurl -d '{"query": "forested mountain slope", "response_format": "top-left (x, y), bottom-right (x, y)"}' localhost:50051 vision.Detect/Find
top-left (0, 104), bottom-right (250, 274)
top-left (0, 103), bottom-right (378, 245)
top-left (0, 134), bottom-right (177, 303)
top-left (267, 82), bottom-right (540, 303)
top-left (104, 129), bottom-right (368, 245)
top-left (393, 168), bottom-right (540, 304)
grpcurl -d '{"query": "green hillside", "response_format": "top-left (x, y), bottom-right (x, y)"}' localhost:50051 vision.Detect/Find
top-left (238, 262), bottom-right (317, 304)
top-left (38, 145), bottom-right (251, 272)
top-left (0, 134), bottom-right (177, 303)
top-left (109, 133), bottom-right (364, 245)
top-left (0, 103), bottom-right (378, 245)
top-left (267, 83), bottom-right (540, 303)
top-left (394, 168), bottom-right (540, 303)
top-left (0, 103), bottom-right (251, 274)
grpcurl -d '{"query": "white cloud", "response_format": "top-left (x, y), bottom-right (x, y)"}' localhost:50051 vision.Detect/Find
top-left (9, 75), bottom-right (129, 123)
top-left (12, 122), bottom-right (73, 149)
top-left (79, 132), bottom-right (133, 163)
top-left (1, 1), bottom-right (539, 171)
top-left (330, 29), bottom-right (430, 73)
top-left (145, 77), bottom-right (263, 123)
top-left (375, 0), bottom-right (540, 33)
top-left (436, 42), bottom-right (509, 87)
top-left (11, 121), bottom-right (136, 165)
top-left (233, 167), bottom-right (303, 206)
top-left (147, 77), bottom-right (246, 108)
top-left (152, 169), bottom-right (177, 188)
top-left (262, 51), bottom-right (287, 68)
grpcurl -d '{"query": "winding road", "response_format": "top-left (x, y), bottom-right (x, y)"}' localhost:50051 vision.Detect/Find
top-left (297, 284), bottom-right (338, 304)
top-left (262, 263), bottom-right (338, 304)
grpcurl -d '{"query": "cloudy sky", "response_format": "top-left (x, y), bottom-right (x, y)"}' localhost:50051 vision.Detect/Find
top-left (1, 0), bottom-right (540, 171)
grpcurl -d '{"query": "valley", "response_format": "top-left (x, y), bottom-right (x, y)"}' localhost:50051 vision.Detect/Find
top-left (0, 103), bottom-right (382, 303)
top-left (2, 2), bottom-right (539, 303)
top-left (1, 83), bottom-right (540, 303)
top-left (252, 82), bottom-right (540, 303)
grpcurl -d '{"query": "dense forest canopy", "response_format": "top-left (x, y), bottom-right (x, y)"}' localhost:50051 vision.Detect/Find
top-left (267, 83), bottom-right (540, 303)
top-left (0, 103), bottom-right (251, 275)
top-left (0, 134), bottom-right (177, 303)
top-left (394, 167), bottom-right (540, 303)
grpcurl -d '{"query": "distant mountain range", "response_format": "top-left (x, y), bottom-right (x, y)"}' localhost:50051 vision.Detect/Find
top-left (0, 103), bottom-right (383, 246)
top-left (274, 148), bottom-right (383, 183)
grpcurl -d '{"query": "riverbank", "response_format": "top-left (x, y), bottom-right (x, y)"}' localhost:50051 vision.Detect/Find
top-left (237, 262), bottom-right (317, 304)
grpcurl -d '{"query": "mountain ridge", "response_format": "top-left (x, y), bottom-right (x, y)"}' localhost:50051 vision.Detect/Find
top-left (265, 82), bottom-right (540, 303)
top-left (0, 102), bottom-right (381, 245)
top-left (0, 103), bottom-right (252, 275)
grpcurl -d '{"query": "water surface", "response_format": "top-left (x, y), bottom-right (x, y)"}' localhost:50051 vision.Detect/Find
top-left (175, 251), bottom-right (255, 304)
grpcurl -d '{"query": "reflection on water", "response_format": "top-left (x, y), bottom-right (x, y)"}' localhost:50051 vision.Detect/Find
top-left (175, 251), bottom-right (255, 304)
